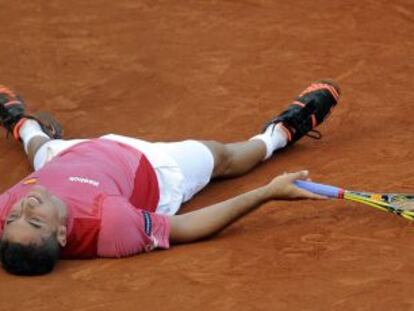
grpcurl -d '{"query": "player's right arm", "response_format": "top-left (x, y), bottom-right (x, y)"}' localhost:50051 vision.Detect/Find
top-left (169, 170), bottom-right (325, 244)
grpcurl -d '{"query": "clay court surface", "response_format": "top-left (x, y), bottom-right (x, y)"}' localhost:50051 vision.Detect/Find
top-left (0, 0), bottom-right (413, 310)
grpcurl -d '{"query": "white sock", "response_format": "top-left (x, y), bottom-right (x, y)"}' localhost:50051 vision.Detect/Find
top-left (250, 123), bottom-right (288, 160)
top-left (19, 119), bottom-right (49, 153)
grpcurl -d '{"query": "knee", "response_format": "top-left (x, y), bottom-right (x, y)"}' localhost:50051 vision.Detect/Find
top-left (202, 140), bottom-right (233, 177)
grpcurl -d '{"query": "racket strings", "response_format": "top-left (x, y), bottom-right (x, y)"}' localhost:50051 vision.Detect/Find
top-left (344, 192), bottom-right (414, 220)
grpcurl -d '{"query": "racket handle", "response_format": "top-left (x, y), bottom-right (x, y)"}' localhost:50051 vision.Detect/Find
top-left (294, 180), bottom-right (344, 198)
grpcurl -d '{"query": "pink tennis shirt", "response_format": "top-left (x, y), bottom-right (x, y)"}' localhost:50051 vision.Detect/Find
top-left (0, 139), bottom-right (170, 258)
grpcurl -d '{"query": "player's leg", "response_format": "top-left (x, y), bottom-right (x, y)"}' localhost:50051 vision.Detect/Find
top-left (201, 139), bottom-right (267, 178)
top-left (201, 124), bottom-right (286, 178)
top-left (17, 118), bottom-right (85, 171)
top-left (202, 79), bottom-right (341, 178)
top-left (0, 85), bottom-right (65, 169)
top-left (23, 132), bottom-right (51, 168)
top-left (151, 79), bottom-right (340, 210)
top-left (17, 115), bottom-right (69, 170)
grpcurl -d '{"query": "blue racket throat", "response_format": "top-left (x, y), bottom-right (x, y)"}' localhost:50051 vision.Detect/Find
top-left (294, 180), bottom-right (344, 199)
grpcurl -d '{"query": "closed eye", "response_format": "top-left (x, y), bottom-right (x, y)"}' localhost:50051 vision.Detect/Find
top-left (28, 217), bottom-right (44, 228)
top-left (6, 215), bottom-right (18, 224)
top-left (6, 218), bottom-right (43, 229)
top-left (28, 222), bottom-right (42, 229)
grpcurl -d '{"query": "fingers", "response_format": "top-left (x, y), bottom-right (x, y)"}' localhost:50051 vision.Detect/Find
top-left (285, 170), bottom-right (309, 182)
top-left (294, 188), bottom-right (328, 200)
top-left (282, 170), bottom-right (327, 200)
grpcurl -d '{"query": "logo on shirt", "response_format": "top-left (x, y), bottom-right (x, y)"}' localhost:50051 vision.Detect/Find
top-left (68, 176), bottom-right (100, 187)
top-left (23, 178), bottom-right (38, 185)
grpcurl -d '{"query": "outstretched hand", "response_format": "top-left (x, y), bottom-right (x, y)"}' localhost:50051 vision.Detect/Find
top-left (169, 170), bottom-right (326, 244)
top-left (265, 170), bottom-right (327, 200)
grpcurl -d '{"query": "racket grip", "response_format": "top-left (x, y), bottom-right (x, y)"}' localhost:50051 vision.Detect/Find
top-left (294, 180), bottom-right (344, 198)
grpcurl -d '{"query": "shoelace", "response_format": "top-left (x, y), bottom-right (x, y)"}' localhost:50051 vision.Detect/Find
top-left (269, 122), bottom-right (322, 140)
top-left (298, 99), bottom-right (323, 139)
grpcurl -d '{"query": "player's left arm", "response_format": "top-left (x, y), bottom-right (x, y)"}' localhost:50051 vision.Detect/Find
top-left (169, 170), bottom-right (325, 244)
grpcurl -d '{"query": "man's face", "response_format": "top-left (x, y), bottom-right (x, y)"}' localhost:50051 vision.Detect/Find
top-left (2, 186), bottom-right (66, 246)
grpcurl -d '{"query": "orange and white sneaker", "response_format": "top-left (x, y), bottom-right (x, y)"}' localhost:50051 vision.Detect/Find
top-left (263, 79), bottom-right (340, 145)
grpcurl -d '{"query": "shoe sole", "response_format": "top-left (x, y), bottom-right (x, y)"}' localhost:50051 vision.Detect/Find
top-left (299, 79), bottom-right (341, 102)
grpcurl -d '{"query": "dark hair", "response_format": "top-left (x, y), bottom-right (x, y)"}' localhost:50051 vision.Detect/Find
top-left (0, 235), bottom-right (60, 276)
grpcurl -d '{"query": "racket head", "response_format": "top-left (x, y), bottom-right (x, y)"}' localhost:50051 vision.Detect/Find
top-left (345, 191), bottom-right (414, 220)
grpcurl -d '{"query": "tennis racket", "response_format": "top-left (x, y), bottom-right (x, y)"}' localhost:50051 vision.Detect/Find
top-left (294, 180), bottom-right (414, 221)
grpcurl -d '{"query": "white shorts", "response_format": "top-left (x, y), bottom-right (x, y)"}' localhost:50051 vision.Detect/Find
top-left (33, 134), bottom-right (215, 215)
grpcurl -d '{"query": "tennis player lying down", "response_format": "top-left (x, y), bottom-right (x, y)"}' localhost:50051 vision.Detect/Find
top-left (0, 80), bottom-right (340, 275)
